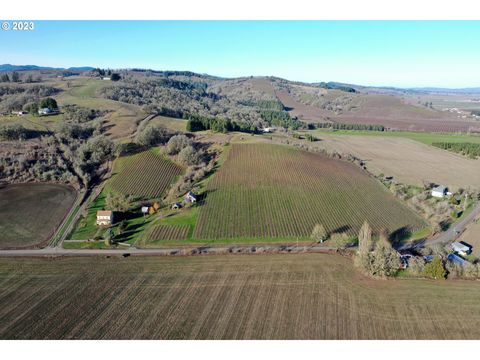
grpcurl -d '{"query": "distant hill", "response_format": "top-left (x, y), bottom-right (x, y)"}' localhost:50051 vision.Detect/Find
top-left (409, 87), bottom-right (480, 94)
top-left (1, 64), bottom-right (478, 94)
top-left (0, 64), bottom-right (95, 72)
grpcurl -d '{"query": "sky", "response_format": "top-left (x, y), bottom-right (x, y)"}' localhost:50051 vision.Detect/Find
top-left (1, 21), bottom-right (480, 88)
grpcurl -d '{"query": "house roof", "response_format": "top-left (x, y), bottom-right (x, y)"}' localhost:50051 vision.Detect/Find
top-left (447, 253), bottom-right (469, 266)
top-left (185, 191), bottom-right (196, 197)
top-left (97, 210), bottom-right (113, 217)
top-left (452, 242), bottom-right (471, 252)
top-left (432, 185), bottom-right (447, 193)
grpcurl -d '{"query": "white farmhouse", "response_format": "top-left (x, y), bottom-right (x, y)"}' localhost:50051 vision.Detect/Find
top-left (96, 210), bottom-right (114, 226)
top-left (184, 191), bottom-right (197, 203)
top-left (431, 185), bottom-right (448, 198)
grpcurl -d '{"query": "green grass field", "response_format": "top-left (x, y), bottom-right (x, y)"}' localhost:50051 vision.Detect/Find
top-left (149, 115), bottom-right (188, 132)
top-left (314, 128), bottom-right (480, 145)
top-left (0, 184), bottom-right (76, 248)
top-left (2, 254), bottom-right (480, 339)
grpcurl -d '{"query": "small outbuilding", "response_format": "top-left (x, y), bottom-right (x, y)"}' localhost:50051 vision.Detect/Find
top-left (447, 253), bottom-right (469, 267)
top-left (172, 203), bottom-right (182, 210)
top-left (141, 206), bottom-right (149, 214)
top-left (431, 185), bottom-right (449, 198)
top-left (38, 108), bottom-right (53, 115)
top-left (451, 241), bottom-right (472, 256)
top-left (96, 210), bottom-right (114, 226)
top-left (184, 191), bottom-right (197, 203)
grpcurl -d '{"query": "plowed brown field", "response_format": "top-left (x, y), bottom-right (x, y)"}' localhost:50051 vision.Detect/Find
top-left (1, 254), bottom-right (480, 339)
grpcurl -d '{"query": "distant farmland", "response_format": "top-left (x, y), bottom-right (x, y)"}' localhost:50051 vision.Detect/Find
top-left (276, 86), bottom-right (480, 133)
top-left (109, 150), bottom-right (183, 198)
top-left (193, 144), bottom-right (425, 240)
top-left (2, 254), bottom-right (480, 340)
top-left (0, 184), bottom-right (76, 248)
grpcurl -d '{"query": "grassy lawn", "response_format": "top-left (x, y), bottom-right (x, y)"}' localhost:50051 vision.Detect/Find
top-left (69, 192), bottom-right (106, 240)
top-left (63, 241), bottom-right (109, 249)
top-left (149, 115), bottom-right (187, 132)
top-left (67, 188), bottom-right (154, 245)
top-left (314, 128), bottom-right (480, 145)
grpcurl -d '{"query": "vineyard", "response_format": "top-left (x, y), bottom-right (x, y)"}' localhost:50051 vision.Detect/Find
top-left (109, 150), bottom-right (183, 198)
top-left (145, 225), bottom-right (190, 241)
top-left (193, 143), bottom-right (425, 239)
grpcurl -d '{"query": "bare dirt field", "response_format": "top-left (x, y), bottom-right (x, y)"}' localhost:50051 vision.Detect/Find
top-left (1, 253), bottom-right (480, 340)
top-left (291, 134), bottom-right (480, 190)
top-left (0, 184), bottom-right (77, 248)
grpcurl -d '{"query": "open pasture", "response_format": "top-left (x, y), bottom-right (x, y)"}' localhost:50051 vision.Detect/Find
top-left (109, 150), bottom-right (183, 199)
top-left (0, 184), bottom-right (76, 248)
top-left (193, 144), bottom-right (425, 240)
top-left (1, 254), bottom-right (480, 340)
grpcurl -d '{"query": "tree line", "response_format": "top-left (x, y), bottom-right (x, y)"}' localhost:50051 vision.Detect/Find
top-left (315, 122), bottom-right (385, 131)
top-left (432, 142), bottom-right (480, 159)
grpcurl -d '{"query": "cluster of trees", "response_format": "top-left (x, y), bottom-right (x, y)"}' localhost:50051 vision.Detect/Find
top-left (355, 222), bottom-right (400, 277)
top-left (163, 134), bottom-right (205, 166)
top-left (164, 134), bottom-right (192, 155)
top-left (185, 114), bottom-right (257, 133)
top-left (106, 192), bottom-right (133, 212)
top-left (100, 75), bottom-right (270, 125)
top-left (0, 133), bottom-right (76, 185)
top-left (54, 130), bottom-right (116, 187)
top-left (135, 124), bottom-right (171, 147)
top-left (90, 68), bottom-right (121, 81)
top-left (0, 124), bottom-right (30, 140)
top-left (316, 82), bottom-right (356, 93)
top-left (432, 142), bottom-right (480, 159)
top-left (63, 105), bottom-right (103, 123)
top-left (260, 110), bottom-right (303, 130)
top-left (142, 104), bottom-right (184, 118)
top-left (316, 122), bottom-right (385, 131)
top-left (56, 122), bottom-right (99, 141)
top-left (255, 99), bottom-right (285, 111)
top-left (0, 71), bottom-right (21, 83)
top-left (0, 84), bottom-right (59, 113)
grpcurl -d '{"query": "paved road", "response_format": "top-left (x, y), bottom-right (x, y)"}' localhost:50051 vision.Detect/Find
top-left (399, 201), bottom-right (480, 251)
top-left (2, 201), bottom-right (478, 258)
top-left (0, 244), bottom-right (339, 257)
